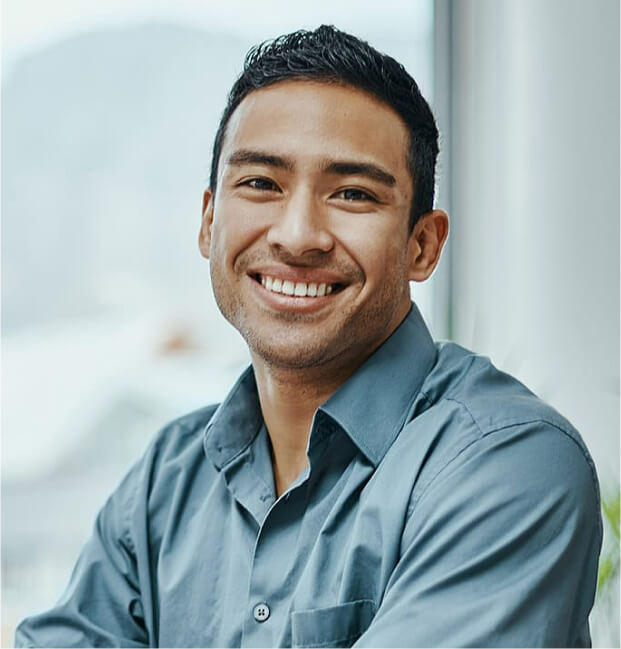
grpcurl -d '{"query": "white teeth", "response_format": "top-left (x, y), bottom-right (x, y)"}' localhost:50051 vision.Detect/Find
top-left (281, 280), bottom-right (295, 296)
top-left (259, 275), bottom-right (336, 298)
top-left (294, 282), bottom-right (307, 296)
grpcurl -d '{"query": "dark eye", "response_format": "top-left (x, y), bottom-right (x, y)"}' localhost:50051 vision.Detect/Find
top-left (245, 177), bottom-right (277, 191)
top-left (335, 188), bottom-right (376, 202)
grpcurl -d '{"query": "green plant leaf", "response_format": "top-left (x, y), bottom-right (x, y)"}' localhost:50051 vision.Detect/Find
top-left (602, 492), bottom-right (620, 541)
top-left (597, 556), bottom-right (615, 594)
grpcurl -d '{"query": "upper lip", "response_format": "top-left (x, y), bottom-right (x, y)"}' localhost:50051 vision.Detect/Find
top-left (247, 265), bottom-right (348, 286)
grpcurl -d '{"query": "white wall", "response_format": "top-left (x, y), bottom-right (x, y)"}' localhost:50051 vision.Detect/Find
top-left (443, 0), bottom-right (619, 487)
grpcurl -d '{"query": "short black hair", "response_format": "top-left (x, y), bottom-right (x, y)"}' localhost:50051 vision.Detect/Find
top-left (209, 25), bottom-right (438, 231)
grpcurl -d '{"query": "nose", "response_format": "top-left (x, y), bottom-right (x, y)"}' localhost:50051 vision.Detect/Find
top-left (266, 188), bottom-right (334, 256)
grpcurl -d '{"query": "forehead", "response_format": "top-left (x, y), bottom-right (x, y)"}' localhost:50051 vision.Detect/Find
top-left (219, 80), bottom-right (411, 186)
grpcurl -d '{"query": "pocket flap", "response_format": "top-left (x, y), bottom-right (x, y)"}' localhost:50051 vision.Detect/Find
top-left (291, 599), bottom-right (376, 648)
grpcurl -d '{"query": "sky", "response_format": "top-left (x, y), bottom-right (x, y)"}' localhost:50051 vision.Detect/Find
top-left (1, 0), bottom-right (433, 73)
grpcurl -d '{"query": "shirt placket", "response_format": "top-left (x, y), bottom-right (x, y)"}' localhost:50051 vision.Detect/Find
top-left (240, 468), bottom-right (311, 648)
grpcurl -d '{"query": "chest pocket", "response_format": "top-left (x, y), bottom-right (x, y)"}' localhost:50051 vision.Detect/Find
top-left (291, 599), bottom-right (376, 648)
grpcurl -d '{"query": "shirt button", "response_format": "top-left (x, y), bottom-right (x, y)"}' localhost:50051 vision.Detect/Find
top-left (253, 602), bottom-right (270, 623)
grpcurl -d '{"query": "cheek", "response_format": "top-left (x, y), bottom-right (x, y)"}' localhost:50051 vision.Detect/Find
top-left (210, 209), bottom-right (257, 268)
top-left (337, 224), bottom-right (408, 283)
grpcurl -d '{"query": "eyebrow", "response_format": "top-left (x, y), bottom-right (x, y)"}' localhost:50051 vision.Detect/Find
top-left (226, 148), bottom-right (397, 187)
top-left (226, 149), bottom-right (294, 170)
top-left (323, 161), bottom-right (396, 187)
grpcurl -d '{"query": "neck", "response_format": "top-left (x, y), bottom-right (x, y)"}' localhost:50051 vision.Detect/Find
top-left (250, 300), bottom-right (411, 497)
top-left (251, 357), bottom-right (355, 497)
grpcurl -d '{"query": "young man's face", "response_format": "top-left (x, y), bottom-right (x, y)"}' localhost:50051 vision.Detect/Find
top-left (201, 80), bottom-right (419, 374)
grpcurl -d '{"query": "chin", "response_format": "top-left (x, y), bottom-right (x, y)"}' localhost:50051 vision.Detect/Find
top-left (246, 335), bottom-right (337, 370)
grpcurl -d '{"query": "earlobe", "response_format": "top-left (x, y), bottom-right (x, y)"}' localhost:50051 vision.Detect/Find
top-left (199, 190), bottom-right (214, 259)
top-left (407, 210), bottom-right (449, 282)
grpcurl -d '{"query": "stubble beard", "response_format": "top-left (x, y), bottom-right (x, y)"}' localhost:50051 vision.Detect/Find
top-left (210, 258), bottom-right (408, 374)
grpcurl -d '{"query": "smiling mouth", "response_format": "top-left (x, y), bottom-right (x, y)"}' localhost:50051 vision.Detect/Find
top-left (251, 274), bottom-right (345, 298)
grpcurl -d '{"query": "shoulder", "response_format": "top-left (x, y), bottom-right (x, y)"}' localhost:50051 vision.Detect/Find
top-left (148, 403), bottom-right (220, 461)
top-left (430, 343), bottom-right (576, 433)
top-left (418, 341), bottom-right (591, 453)
top-left (403, 342), bottom-right (600, 514)
top-left (140, 403), bottom-right (220, 483)
top-left (116, 403), bottom-right (220, 509)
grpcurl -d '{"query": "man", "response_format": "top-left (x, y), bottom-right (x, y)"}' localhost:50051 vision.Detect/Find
top-left (16, 25), bottom-right (601, 648)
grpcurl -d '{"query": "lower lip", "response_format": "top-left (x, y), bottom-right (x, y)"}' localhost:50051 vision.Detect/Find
top-left (249, 277), bottom-right (339, 313)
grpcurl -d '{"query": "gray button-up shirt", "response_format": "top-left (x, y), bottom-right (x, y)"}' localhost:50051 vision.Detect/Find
top-left (16, 304), bottom-right (602, 647)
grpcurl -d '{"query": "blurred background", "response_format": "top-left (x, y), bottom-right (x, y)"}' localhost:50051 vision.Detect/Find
top-left (1, 0), bottom-right (618, 646)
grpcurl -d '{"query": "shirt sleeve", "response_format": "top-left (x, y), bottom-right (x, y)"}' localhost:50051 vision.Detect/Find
top-left (354, 421), bottom-right (602, 648)
top-left (14, 461), bottom-right (149, 648)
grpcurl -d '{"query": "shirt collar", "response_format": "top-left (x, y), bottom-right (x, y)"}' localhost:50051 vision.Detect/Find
top-left (319, 302), bottom-right (437, 466)
top-left (204, 366), bottom-right (263, 470)
top-left (204, 302), bottom-right (437, 470)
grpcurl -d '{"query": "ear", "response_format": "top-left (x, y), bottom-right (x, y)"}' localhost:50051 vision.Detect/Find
top-left (199, 189), bottom-right (214, 259)
top-left (407, 210), bottom-right (449, 282)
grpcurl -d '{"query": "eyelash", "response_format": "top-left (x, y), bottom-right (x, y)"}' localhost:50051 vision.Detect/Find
top-left (242, 177), bottom-right (278, 191)
top-left (239, 178), bottom-right (377, 203)
top-left (333, 188), bottom-right (377, 202)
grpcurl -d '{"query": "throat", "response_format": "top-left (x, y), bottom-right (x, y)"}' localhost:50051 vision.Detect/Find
top-left (252, 355), bottom-right (347, 498)
top-left (271, 451), bottom-right (309, 498)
